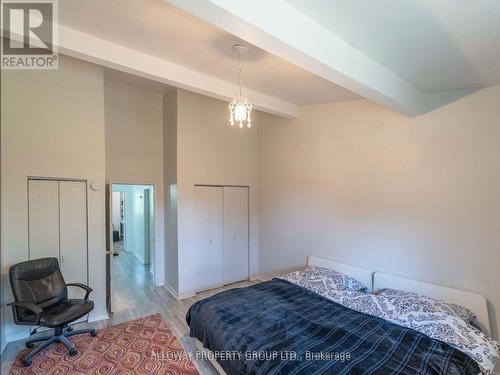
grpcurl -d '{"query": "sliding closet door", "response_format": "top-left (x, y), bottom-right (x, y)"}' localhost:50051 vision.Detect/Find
top-left (223, 187), bottom-right (249, 284)
top-left (29, 179), bottom-right (88, 301)
top-left (28, 180), bottom-right (60, 260)
top-left (193, 186), bottom-right (223, 291)
top-left (59, 181), bottom-right (88, 295)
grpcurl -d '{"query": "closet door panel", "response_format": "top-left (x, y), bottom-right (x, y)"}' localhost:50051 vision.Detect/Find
top-left (59, 181), bottom-right (88, 299)
top-left (223, 186), bottom-right (249, 284)
top-left (28, 180), bottom-right (60, 260)
top-left (193, 186), bottom-right (223, 292)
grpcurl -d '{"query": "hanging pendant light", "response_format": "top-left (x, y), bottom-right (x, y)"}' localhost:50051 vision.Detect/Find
top-left (229, 44), bottom-right (252, 128)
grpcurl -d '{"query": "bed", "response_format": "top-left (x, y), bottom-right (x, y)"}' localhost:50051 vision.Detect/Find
top-left (186, 256), bottom-right (497, 375)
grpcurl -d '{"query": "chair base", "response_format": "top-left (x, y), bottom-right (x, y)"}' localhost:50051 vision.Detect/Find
top-left (23, 326), bottom-right (96, 367)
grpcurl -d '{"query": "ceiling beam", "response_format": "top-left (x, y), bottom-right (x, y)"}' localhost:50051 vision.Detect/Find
top-left (167, 0), bottom-right (428, 117)
top-left (60, 26), bottom-right (298, 118)
top-left (5, 23), bottom-right (298, 119)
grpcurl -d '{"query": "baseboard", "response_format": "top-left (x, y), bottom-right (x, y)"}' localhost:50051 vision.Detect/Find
top-left (164, 282), bottom-right (195, 300)
top-left (178, 291), bottom-right (196, 300)
top-left (88, 311), bottom-right (109, 323)
top-left (164, 282), bottom-right (180, 299)
top-left (6, 328), bottom-right (30, 344)
top-left (249, 275), bottom-right (265, 282)
top-left (132, 251), bottom-right (145, 265)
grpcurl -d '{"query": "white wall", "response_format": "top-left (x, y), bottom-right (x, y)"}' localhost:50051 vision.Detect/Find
top-left (1, 55), bottom-right (107, 345)
top-left (164, 89), bottom-right (259, 297)
top-left (112, 192), bottom-right (121, 234)
top-left (129, 186), bottom-right (146, 264)
top-left (177, 89), bottom-right (259, 296)
top-left (104, 78), bottom-right (165, 285)
top-left (258, 86), bottom-right (500, 345)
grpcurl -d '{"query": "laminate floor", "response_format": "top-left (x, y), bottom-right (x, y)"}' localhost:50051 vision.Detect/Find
top-left (1, 250), bottom-right (257, 374)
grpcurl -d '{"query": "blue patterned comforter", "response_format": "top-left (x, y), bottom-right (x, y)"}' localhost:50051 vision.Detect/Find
top-left (186, 279), bottom-right (480, 375)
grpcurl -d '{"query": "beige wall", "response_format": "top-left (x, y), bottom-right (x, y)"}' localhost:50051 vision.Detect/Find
top-left (104, 78), bottom-right (165, 285)
top-left (258, 86), bottom-right (500, 343)
top-left (165, 89), bottom-right (259, 296)
top-left (1, 55), bottom-right (107, 344)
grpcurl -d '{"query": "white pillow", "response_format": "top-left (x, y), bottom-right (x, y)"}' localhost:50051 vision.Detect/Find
top-left (278, 265), bottom-right (368, 293)
top-left (377, 288), bottom-right (477, 324)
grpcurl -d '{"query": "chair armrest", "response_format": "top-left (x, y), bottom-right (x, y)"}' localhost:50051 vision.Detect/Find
top-left (7, 302), bottom-right (43, 324)
top-left (67, 283), bottom-right (93, 300)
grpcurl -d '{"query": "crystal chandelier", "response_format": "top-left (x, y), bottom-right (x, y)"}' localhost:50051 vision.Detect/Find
top-left (229, 44), bottom-right (252, 128)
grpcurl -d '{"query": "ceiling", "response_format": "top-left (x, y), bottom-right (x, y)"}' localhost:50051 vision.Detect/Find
top-left (286, 0), bottom-right (500, 92)
top-left (56, 0), bottom-right (500, 117)
top-left (59, 0), bottom-right (360, 106)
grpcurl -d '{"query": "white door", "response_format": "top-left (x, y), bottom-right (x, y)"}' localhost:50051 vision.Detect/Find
top-left (28, 180), bottom-right (60, 260)
top-left (59, 181), bottom-right (88, 299)
top-left (134, 188), bottom-right (146, 262)
top-left (143, 188), bottom-right (151, 266)
top-left (223, 187), bottom-right (249, 284)
top-left (193, 186), bottom-right (223, 291)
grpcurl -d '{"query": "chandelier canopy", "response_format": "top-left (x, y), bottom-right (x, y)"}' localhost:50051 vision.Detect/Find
top-left (229, 44), bottom-right (252, 128)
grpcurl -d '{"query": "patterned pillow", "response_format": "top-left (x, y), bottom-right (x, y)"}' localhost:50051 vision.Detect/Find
top-left (279, 266), bottom-right (368, 293)
top-left (377, 288), bottom-right (477, 324)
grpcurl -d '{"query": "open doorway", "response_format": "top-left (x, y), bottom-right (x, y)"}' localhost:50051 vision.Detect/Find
top-left (108, 183), bottom-right (155, 312)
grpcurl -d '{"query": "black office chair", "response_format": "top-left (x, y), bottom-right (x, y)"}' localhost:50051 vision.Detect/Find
top-left (8, 257), bottom-right (96, 367)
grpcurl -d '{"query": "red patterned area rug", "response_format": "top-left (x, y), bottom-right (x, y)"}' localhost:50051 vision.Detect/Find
top-left (10, 313), bottom-right (200, 375)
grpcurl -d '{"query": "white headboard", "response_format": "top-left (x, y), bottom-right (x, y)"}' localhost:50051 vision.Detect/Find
top-left (373, 272), bottom-right (491, 335)
top-left (307, 256), bottom-right (373, 292)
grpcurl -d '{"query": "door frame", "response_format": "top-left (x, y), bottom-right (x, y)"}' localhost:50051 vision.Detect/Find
top-left (106, 181), bottom-right (160, 295)
top-left (143, 188), bottom-right (152, 267)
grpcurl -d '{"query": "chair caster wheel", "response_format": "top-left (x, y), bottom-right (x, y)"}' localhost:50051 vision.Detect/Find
top-left (90, 330), bottom-right (97, 337)
top-left (66, 326), bottom-right (74, 332)
top-left (22, 358), bottom-right (32, 367)
top-left (25, 343), bottom-right (34, 348)
top-left (69, 348), bottom-right (77, 356)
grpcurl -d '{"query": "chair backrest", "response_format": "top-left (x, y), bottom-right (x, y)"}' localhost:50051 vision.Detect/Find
top-left (9, 258), bottom-right (67, 321)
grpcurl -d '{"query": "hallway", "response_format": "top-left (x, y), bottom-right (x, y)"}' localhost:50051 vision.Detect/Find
top-left (111, 241), bottom-right (154, 315)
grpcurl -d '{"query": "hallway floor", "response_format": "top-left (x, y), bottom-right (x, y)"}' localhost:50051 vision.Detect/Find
top-left (112, 240), bottom-right (153, 297)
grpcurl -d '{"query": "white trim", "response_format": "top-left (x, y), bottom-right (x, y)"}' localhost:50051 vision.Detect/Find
top-left (373, 272), bottom-right (491, 336)
top-left (249, 275), bottom-right (265, 282)
top-left (307, 255), bottom-right (373, 292)
top-left (88, 311), bottom-right (109, 323)
top-left (6, 328), bottom-right (30, 346)
top-left (133, 251), bottom-right (145, 265)
top-left (165, 282), bottom-right (195, 300)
